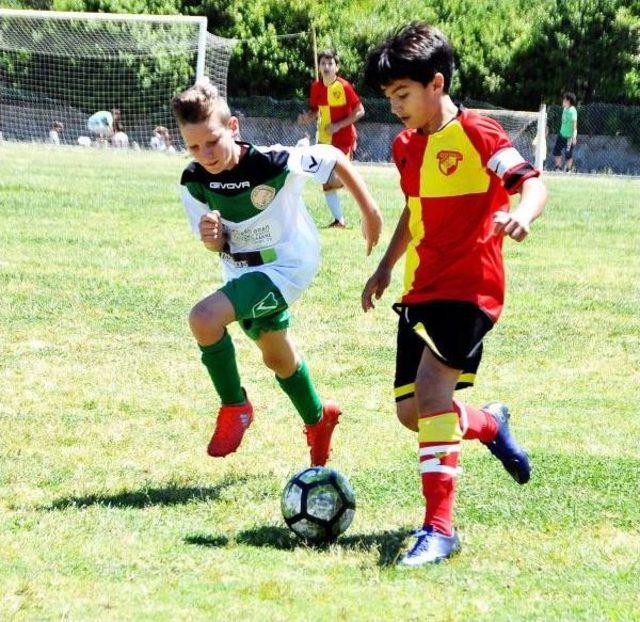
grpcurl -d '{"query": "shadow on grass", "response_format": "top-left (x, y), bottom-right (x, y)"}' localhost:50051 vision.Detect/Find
top-left (43, 474), bottom-right (249, 510)
top-left (184, 534), bottom-right (230, 547)
top-left (191, 525), bottom-right (409, 566)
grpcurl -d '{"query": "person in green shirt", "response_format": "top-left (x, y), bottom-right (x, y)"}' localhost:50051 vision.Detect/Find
top-left (553, 92), bottom-right (578, 172)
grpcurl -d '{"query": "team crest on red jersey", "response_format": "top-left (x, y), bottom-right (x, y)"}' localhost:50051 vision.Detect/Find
top-left (437, 150), bottom-right (463, 175)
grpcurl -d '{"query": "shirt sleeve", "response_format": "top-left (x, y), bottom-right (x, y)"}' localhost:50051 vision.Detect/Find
top-left (392, 132), bottom-right (410, 198)
top-left (467, 113), bottom-right (539, 194)
top-left (343, 80), bottom-right (361, 109)
top-left (181, 185), bottom-right (209, 235)
top-left (309, 81), bottom-right (320, 111)
top-left (286, 143), bottom-right (339, 184)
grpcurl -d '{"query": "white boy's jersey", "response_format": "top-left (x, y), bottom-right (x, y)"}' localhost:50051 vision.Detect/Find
top-left (180, 142), bottom-right (339, 304)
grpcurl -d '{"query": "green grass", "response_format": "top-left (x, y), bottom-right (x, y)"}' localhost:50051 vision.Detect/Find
top-left (1, 142), bottom-right (639, 621)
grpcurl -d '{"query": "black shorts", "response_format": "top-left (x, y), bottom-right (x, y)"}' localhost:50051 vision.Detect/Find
top-left (553, 135), bottom-right (574, 159)
top-left (393, 301), bottom-right (494, 402)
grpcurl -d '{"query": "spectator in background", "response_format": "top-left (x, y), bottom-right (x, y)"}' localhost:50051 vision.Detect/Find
top-left (87, 109), bottom-right (113, 145)
top-left (110, 108), bottom-right (130, 148)
top-left (553, 92), bottom-right (578, 172)
top-left (150, 125), bottom-right (175, 153)
top-left (49, 121), bottom-right (64, 145)
top-left (298, 50), bottom-right (365, 228)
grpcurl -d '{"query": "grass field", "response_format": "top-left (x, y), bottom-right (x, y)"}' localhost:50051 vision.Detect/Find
top-left (1, 142), bottom-right (639, 621)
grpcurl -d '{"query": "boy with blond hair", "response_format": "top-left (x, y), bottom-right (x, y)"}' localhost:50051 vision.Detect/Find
top-left (172, 81), bottom-right (382, 465)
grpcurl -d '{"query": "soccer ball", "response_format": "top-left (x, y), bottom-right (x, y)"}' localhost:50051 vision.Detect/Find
top-left (281, 466), bottom-right (356, 542)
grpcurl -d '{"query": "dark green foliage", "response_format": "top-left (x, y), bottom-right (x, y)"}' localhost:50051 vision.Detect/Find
top-left (3, 0), bottom-right (639, 106)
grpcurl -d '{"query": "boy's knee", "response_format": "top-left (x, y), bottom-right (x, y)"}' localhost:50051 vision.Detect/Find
top-left (262, 350), bottom-right (293, 375)
top-left (188, 300), bottom-right (222, 336)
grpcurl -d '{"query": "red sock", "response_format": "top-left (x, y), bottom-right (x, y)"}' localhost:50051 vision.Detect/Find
top-left (454, 400), bottom-right (498, 443)
top-left (418, 410), bottom-right (461, 536)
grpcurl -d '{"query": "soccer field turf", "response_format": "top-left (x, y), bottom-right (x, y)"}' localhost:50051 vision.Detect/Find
top-left (1, 143), bottom-right (639, 621)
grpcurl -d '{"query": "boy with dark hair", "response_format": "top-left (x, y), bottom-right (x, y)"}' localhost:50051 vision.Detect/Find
top-left (362, 22), bottom-right (547, 566)
top-left (172, 80), bottom-right (382, 466)
top-left (554, 92), bottom-right (578, 171)
top-left (299, 50), bottom-right (365, 228)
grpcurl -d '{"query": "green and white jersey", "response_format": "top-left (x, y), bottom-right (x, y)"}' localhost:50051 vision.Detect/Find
top-left (180, 142), bottom-right (339, 304)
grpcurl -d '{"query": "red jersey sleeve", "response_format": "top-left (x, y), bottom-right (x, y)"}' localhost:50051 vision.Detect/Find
top-left (342, 79), bottom-right (361, 110)
top-left (463, 111), bottom-right (539, 194)
top-left (392, 130), bottom-right (412, 198)
top-left (309, 81), bottom-right (321, 111)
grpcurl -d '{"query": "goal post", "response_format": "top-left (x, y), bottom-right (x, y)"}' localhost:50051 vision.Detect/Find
top-left (0, 8), bottom-right (236, 149)
top-left (470, 103), bottom-right (548, 171)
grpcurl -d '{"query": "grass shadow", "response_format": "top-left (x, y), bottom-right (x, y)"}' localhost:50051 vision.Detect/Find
top-left (233, 524), bottom-right (409, 565)
top-left (43, 475), bottom-right (249, 510)
top-left (338, 529), bottom-right (409, 566)
top-left (235, 525), bottom-right (301, 551)
top-left (184, 534), bottom-right (229, 548)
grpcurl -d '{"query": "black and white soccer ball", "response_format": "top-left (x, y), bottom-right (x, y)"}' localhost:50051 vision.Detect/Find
top-left (281, 467), bottom-right (356, 542)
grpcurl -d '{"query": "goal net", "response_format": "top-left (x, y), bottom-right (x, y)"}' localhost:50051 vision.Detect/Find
top-left (0, 9), bottom-right (235, 150)
top-left (468, 101), bottom-right (547, 170)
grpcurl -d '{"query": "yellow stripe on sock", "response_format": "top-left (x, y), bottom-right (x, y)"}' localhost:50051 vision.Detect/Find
top-left (418, 411), bottom-right (462, 443)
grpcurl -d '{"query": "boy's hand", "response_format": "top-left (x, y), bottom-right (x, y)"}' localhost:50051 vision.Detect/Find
top-left (493, 210), bottom-right (531, 242)
top-left (199, 211), bottom-right (226, 252)
top-left (361, 264), bottom-right (391, 312)
top-left (361, 206), bottom-right (383, 256)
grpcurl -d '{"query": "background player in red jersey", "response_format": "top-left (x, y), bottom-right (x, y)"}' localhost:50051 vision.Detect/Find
top-left (299, 50), bottom-right (364, 228)
top-left (362, 22), bottom-right (548, 566)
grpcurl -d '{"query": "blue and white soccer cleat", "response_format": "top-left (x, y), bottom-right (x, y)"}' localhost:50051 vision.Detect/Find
top-left (397, 527), bottom-right (461, 567)
top-left (481, 401), bottom-right (531, 484)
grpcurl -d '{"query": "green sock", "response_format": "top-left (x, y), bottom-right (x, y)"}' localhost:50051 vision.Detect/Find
top-left (276, 360), bottom-right (322, 425)
top-left (199, 331), bottom-right (245, 405)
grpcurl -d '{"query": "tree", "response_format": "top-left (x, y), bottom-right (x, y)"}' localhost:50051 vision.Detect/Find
top-left (503, 0), bottom-right (640, 105)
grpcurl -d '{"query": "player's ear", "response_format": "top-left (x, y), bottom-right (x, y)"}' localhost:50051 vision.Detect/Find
top-left (228, 116), bottom-right (239, 134)
top-left (432, 72), bottom-right (445, 93)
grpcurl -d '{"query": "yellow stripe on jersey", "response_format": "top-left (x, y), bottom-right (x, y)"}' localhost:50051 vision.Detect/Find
top-left (420, 120), bottom-right (491, 198)
top-left (402, 196), bottom-right (425, 296)
top-left (418, 411), bottom-right (463, 444)
top-left (327, 80), bottom-right (347, 106)
top-left (317, 105), bottom-right (332, 144)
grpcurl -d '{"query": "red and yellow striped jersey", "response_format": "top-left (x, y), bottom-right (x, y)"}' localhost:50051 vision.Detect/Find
top-left (393, 108), bottom-right (539, 321)
top-left (309, 76), bottom-right (361, 154)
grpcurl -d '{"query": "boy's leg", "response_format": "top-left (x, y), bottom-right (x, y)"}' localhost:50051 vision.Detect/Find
top-left (414, 346), bottom-right (463, 537)
top-left (397, 347), bottom-right (462, 566)
top-left (191, 291), bottom-right (244, 405)
top-left (189, 290), bottom-right (254, 457)
top-left (256, 328), bottom-right (340, 466)
top-left (322, 176), bottom-right (345, 226)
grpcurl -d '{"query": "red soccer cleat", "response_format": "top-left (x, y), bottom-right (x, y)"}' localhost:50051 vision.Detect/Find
top-left (207, 398), bottom-right (254, 458)
top-left (304, 401), bottom-right (341, 466)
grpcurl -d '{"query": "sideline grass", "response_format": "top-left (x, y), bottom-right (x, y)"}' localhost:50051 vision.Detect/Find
top-left (1, 143), bottom-right (639, 621)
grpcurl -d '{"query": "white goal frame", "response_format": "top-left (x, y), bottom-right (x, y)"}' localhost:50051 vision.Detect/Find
top-left (0, 9), bottom-right (234, 149)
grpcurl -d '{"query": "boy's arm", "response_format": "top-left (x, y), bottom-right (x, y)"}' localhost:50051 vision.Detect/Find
top-left (362, 206), bottom-right (411, 312)
top-left (180, 186), bottom-right (226, 253)
top-left (298, 109), bottom-right (318, 124)
top-left (199, 211), bottom-right (226, 253)
top-left (493, 176), bottom-right (547, 242)
top-left (327, 103), bottom-right (365, 134)
top-left (333, 152), bottom-right (382, 255)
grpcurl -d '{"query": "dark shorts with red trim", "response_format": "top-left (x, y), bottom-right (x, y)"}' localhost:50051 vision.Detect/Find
top-left (393, 300), bottom-right (494, 402)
